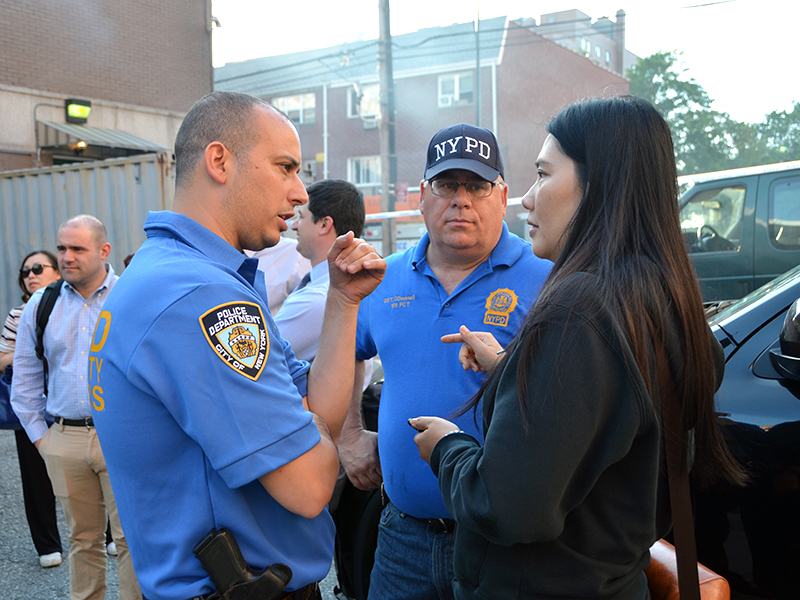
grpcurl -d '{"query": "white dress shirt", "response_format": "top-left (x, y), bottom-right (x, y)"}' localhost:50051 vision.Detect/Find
top-left (274, 261), bottom-right (329, 363)
top-left (246, 238), bottom-right (312, 315)
top-left (275, 261), bottom-right (373, 389)
top-left (11, 265), bottom-right (118, 442)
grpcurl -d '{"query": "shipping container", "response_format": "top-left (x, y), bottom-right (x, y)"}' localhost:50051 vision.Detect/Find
top-left (0, 153), bottom-right (174, 315)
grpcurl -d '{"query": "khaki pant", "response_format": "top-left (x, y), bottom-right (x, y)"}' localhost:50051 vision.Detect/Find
top-left (39, 423), bottom-right (141, 600)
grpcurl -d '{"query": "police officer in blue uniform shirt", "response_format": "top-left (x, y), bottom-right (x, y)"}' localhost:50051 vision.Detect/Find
top-left (338, 123), bottom-right (552, 600)
top-left (88, 91), bottom-right (385, 600)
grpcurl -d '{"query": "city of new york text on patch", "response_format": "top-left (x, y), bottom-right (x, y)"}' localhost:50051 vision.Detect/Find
top-left (200, 301), bottom-right (269, 380)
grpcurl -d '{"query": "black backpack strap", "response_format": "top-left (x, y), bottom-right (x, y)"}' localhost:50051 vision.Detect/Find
top-left (35, 279), bottom-right (64, 397)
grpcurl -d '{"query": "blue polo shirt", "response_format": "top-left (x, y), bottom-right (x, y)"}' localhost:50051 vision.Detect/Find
top-left (90, 211), bottom-right (333, 600)
top-left (356, 223), bottom-right (551, 519)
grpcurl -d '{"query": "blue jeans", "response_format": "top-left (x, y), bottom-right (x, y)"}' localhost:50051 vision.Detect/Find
top-left (368, 502), bottom-right (455, 600)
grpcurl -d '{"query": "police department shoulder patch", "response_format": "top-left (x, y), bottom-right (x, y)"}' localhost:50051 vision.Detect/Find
top-left (200, 301), bottom-right (269, 380)
top-left (483, 288), bottom-right (519, 327)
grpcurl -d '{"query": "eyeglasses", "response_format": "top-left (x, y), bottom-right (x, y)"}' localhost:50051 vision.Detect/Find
top-left (20, 263), bottom-right (55, 278)
top-left (429, 179), bottom-right (503, 199)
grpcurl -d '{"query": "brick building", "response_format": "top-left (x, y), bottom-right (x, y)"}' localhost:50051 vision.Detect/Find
top-left (530, 9), bottom-right (637, 76)
top-left (0, 0), bottom-right (213, 171)
top-left (215, 11), bottom-right (631, 246)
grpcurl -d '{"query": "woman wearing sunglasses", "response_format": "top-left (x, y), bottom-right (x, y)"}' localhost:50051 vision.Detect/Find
top-left (0, 249), bottom-right (63, 568)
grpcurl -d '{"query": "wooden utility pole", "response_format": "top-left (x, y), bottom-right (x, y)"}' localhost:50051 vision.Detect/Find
top-left (475, 4), bottom-right (481, 127)
top-left (378, 0), bottom-right (397, 255)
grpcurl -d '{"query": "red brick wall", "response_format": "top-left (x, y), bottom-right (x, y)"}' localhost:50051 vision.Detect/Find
top-left (0, 0), bottom-right (212, 112)
top-left (294, 75), bottom-right (501, 196)
top-left (289, 22), bottom-right (628, 202)
top-left (497, 23), bottom-right (629, 197)
top-left (0, 151), bottom-right (36, 171)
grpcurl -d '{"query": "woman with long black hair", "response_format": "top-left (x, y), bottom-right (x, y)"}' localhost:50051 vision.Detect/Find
top-left (411, 96), bottom-right (745, 599)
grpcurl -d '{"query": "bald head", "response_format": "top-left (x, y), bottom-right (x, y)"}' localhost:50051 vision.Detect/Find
top-left (174, 91), bottom-right (291, 188)
top-left (56, 214), bottom-right (111, 298)
top-left (59, 214), bottom-right (107, 247)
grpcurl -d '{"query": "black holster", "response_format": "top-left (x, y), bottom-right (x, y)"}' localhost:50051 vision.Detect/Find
top-left (194, 528), bottom-right (292, 600)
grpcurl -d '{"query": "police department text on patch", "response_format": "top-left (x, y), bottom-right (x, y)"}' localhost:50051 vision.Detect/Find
top-left (200, 302), bottom-right (269, 380)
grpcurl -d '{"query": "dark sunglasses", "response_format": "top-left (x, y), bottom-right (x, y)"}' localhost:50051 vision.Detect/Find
top-left (20, 263), bottom-right (55, 278)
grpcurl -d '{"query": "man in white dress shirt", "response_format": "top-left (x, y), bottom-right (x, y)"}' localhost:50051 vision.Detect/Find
top-left (274, 179), bottom-right (366, 362)
top-left (246, 236), bottom-right (311, 315)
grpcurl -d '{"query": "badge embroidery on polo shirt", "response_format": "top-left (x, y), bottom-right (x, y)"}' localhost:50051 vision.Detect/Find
top-left (484, 288), bottom-right (519, 327)
top-left (200, 302), bottom-right (269, 380)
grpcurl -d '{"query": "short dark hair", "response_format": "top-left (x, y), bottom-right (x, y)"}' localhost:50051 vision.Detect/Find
top-left (306, 179), bottom-right (366, 238)
top-left (18, 249), bottom-right (59, 302)
top-left (174, 91), bottom-right (278, 188)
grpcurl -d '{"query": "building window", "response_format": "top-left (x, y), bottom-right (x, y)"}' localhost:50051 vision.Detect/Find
top-left (769, 176), bottom-right (800, 250)
top-left (595, 46), bottom-right (601, 58)
top-left (348, 83), bottom-right (380, 119)
top-left (438, 72), bottom-right (473, 107)
top-left (348, 156), bottom-right (381, 187)
top-left (605, 50), bottom-right (611, 63)
top-left (272, 93), bottom-right (315, 124)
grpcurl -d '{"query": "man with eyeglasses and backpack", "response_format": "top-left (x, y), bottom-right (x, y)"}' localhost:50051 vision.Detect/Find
top-left (337, 124), bottom-right (552, 600)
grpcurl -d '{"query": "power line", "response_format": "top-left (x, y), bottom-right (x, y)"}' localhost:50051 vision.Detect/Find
top-left (681, 0), bottom-right (739, 8)
top-left (215, 17), bottom-right (626, 89)
top-left (216, 24), bottom-right (625, 95)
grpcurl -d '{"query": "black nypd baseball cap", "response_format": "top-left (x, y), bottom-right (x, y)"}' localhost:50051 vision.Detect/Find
top-left (424, 123), bottom-right (504, 182)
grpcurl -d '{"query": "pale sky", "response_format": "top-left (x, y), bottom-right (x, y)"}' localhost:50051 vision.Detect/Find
top-left (211, 0), bottom-right (796, 124)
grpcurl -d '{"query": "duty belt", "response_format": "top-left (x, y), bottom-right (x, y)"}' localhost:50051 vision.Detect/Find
top-left (382, 487), bottom-right (456, 534)
top-left (417, 517), bottom-right (456, 533)
top-left (176, 582), bottom-right (320, 600)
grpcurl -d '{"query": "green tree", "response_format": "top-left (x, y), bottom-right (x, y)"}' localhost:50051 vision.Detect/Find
top-left (627, 51), bottom-right (736, 175)
top-left (628, 52), bottom-right (800, 174)
top-left (758, 102), bottom-right (800, 163)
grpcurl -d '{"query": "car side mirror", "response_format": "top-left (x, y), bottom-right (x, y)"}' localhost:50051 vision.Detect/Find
top-left (770, 349), bottom-right (800, 381)
top-left (768, 298), bottom-right (800, 381)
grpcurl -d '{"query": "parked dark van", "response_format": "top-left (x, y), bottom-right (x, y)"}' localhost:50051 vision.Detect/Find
top-left (679, 160), bottom-right (800, 301)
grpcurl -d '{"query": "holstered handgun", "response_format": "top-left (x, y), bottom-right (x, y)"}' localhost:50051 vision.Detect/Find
top-left (193, 528), bottom-right (292, 600)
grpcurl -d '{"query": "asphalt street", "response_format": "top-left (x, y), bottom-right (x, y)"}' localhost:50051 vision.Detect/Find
top-left (0, 429), bottom-right (340, 599)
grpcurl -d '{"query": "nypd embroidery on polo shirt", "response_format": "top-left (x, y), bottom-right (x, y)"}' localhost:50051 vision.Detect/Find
top-left (484, 288), bottom-right (519, 327)
top-left (200, 302), bottom-right (269, 380)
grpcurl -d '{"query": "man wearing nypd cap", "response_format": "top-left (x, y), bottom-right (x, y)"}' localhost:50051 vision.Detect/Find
top-left (338, 123), bottom-right (552, 599)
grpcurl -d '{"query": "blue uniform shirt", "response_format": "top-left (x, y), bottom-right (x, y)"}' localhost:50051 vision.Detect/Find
top-left (356, 223), bottom-right (551, 519)
top-left (90, 211), bottom-right (333, 600)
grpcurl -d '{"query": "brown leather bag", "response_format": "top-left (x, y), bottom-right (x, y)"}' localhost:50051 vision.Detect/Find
top-left (651, 338), bottom-right (730, 600)
top-left (645, 539), bottom-right (730, 600)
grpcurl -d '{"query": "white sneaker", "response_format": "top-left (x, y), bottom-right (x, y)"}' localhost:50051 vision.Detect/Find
top-left (107, 541), bottom-right (118, 556)
top-left (39, 552), bottom-right (62, 568)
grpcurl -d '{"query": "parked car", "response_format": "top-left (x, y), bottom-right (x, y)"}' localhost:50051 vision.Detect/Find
top-left (697, 264), bottom-right (800, 599)
top-left (679, 160), bottom-right (800, 301)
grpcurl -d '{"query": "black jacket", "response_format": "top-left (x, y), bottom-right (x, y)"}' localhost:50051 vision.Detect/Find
top-left (431, 273), bottom-right (677, 600)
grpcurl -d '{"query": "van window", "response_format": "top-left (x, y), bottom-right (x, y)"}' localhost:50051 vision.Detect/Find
top-left (680, 185), bottom-right (745, 253)
top-left (769, 176), bottom-right (800, 250)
